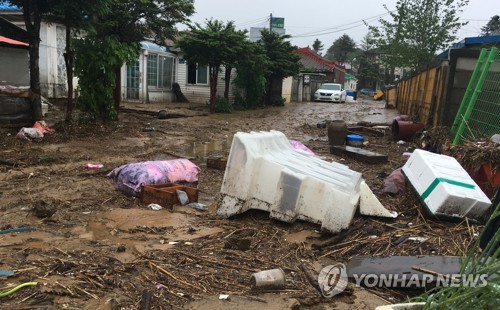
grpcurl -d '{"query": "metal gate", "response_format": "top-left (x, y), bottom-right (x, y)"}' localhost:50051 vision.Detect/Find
top-left (452, 48), bottom-right (500, 144)
top-left (291, 74), bottom-right (325, 102)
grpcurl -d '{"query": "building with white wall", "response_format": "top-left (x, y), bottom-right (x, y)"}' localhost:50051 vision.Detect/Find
top-left (121, 40), bottom-right (236, 104)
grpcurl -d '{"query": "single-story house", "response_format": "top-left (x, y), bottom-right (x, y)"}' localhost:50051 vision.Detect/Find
top-left (2, 3), bottom-right (234, 105)
top-left (0, 34), bottom-right (28, 85)
top-left (0, 5), bottom-right (68, 99)
top-left (120, 40), bottom-right (236, 104)
top-left (283, 47), bottom-right (346, 102)
top-left (293, 47), bottom-right (346, 85)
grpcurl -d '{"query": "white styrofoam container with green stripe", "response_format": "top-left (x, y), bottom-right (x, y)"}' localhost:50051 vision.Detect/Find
top-left (402, 149), bottom-right (491, 220)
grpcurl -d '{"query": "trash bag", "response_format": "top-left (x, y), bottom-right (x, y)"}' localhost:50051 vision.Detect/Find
top-left (176, 190), bottom-right (189, 205)
top-left (289, 140), bottom-right (314, 155)
top-left (382, 168), bottom-right (406, 194)
top-left (16, 127), bottom-right (44, 141)
top-left (107, 159), bottom-right (200, 196)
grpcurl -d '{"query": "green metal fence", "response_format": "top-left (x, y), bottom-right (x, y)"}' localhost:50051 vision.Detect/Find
top-left (452, 47), bottom-right (500, 144)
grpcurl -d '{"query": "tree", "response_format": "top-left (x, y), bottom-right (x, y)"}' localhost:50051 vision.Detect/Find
top-left (258, 30), bottom-right (300, 106)
top-left (176, 20), bottom-right (247, 113)
top-left (74, 37), bottom-right (136, 122)
top-left (370, 0), bottom-right (469, 74)
top-left (233, 41), bottom-right (270, 109)
top-left (325, 34), bottom-right (356, 65)
top-left (360, 33), bottom-right (374, 52)
top-left (9, 0), bottom-right (61, 121)
top-left (356, 53), bottom-right (381, 88)
top-left (74, 0), bottom-right (194, 121)
top-left (481, 15), bottom-right (500, 36)
top-left (312, 38), bottom-right (324, 55)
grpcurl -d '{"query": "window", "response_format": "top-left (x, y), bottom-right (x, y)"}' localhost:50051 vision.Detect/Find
top-left (187, 63), bottom-right (208, 85)
top-left (147, 53), bottom-right (175, 89)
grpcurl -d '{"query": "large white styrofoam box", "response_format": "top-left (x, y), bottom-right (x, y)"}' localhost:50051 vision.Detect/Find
top-left (402, 149), bottom-right (491, 219)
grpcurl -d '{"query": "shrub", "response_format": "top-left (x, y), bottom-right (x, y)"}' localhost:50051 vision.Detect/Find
top-left (215, 96), bottom-right (233, 113)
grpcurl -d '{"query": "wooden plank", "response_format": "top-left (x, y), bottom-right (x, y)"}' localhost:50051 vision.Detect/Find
top-left (206, 158), bottom-right (227, 170)
top-left (346, 255), bottom-right (462, 288)
top-left (330, 146), bottom-right (388, 164)
top-left (347, 126), bottom-right (385, 137)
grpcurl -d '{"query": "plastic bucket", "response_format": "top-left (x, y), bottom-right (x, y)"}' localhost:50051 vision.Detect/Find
top-left (251, 268), bottom-right (285, 290)
top-left (346, 134), bottom-right (364, 147)
top-left (392, 120), bottom-right (425, 141)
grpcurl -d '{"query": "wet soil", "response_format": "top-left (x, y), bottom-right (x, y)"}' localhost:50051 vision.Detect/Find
top-left (0, 99), bottom-right (483, 309)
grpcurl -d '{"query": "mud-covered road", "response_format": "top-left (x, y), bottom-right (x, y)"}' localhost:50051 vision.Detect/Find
top-left (0, 100), bottom-right (480, 309)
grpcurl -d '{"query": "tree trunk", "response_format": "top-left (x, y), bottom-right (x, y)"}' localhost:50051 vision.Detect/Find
top-left (113, 65), bottom-right (121, 117)
top-left (224, 66), bottom-right (232, 100)
top-left (23, 1), bottom-right (43, 121)
top-left (209, 65), bottom-right (219, 113)
top-left (64, 26), bottom-right (74, 123)
top-left (265, 78), bottom-right (273, 106)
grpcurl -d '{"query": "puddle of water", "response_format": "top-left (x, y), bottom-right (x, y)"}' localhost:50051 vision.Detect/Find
top-left (84, 208), bottom-right (224, 262)
top-left (284, 229), bottom-right (321, 249)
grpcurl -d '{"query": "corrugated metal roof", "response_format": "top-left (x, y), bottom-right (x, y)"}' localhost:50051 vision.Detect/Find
top-left (140, 41), bottom-right (170, 53)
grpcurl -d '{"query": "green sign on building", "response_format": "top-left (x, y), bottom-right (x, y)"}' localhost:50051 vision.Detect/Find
top-left (271, 17), bottom-right (284, 29)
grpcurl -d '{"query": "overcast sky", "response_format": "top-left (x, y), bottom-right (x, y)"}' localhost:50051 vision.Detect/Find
top-left (186, 0), bottom-right (499, 50)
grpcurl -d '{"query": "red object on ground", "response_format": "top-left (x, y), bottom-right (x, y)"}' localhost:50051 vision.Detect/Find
top-left (33, 121), bottom-right (55, 134)
top-left (392, 120), bottom-right (425, 141)
top-left (468, 163), bottom-right (499, 197)
top-left (482, 163), bottom-right (500, 187)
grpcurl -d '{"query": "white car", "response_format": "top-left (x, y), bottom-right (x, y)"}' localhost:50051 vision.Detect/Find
top-left (313, 83), bottom-right (346, 103)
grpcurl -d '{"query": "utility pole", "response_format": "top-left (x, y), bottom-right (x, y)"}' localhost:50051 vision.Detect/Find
top-left (270, 13), bottom-right (273, 32)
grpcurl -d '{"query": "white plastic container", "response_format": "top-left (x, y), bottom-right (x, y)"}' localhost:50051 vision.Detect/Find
top-left (251, 268), bottom-right (285, 290)
top-left (402, 149), bottom-right (491, 220)
top-left (217, 130), bottom-right (395, 232)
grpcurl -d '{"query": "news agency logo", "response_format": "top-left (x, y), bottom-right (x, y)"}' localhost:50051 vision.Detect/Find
top-left (318, 264), bottom-right (348, 297)
top-left (318, 264), bottom-right (488, 298)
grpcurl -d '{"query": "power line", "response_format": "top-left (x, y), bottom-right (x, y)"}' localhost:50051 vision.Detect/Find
top-left (290, 11), bottom-right (393, 38)
top-left (235, 16), bottom-right (269, 28)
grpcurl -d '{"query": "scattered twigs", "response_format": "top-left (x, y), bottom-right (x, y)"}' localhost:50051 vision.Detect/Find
top-left (172, 249), bottom-right (257, 272)
top-left (299, 264), bottom-right (322, 295)
top-left (148, 261), bottom-right (202, 292)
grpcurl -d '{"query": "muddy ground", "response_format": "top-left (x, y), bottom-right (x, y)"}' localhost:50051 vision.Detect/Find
top-left (0, 99), bottom-right (483, 309)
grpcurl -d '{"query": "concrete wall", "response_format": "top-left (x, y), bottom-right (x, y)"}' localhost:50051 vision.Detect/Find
top-left (0, 46), bottom-right (29, 85)
top-left (39, 22), bottom-right (67, 98)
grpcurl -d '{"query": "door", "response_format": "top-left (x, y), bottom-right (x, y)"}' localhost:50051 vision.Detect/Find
top-left (126, 61), bottom-right (140, 100)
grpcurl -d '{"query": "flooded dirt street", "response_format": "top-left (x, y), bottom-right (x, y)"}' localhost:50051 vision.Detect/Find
top-left (0, 100), bottom-right (479, 309)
